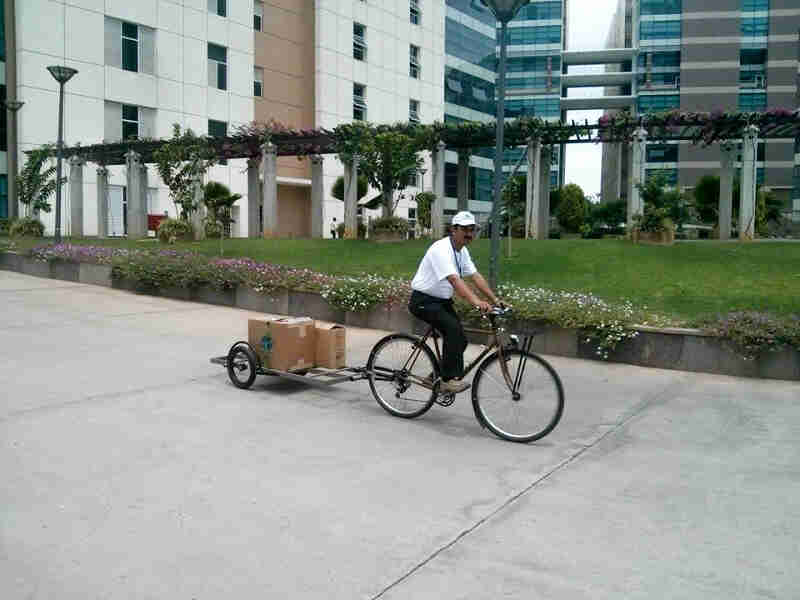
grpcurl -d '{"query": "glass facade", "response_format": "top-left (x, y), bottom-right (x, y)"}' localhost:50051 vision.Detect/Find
top-left (638, 94), bottom-right (679, 112)
top-left (640, 0), bottom-right (682, 15)
top-left (739, 92), bottom-right (767, 111)
top-left (640, 20), bottom-right (681, 40)
top-left (516, 2), bottom-right (562, 20)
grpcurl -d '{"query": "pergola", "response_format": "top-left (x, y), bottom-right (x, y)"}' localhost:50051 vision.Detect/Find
top-left (60, 109), bottom-right (800, 241)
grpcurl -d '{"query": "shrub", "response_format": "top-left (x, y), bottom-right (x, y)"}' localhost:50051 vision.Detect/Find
top-left (371, 215), bottom-right (409, 234)
top-left (0, 218), bottom-right (9, 235)
top-left (204, 219), bottom-right (223, 239)
top-left (633, 206), bottom-right (673, 233)
top-left (9, 217), bottom-right (45, 237)
top-left (157, 218), bottom-right (194, 243)
top-left (701, 311), bottom-right (800, 359)
top-left (556, 183), bottom-right (587, 233)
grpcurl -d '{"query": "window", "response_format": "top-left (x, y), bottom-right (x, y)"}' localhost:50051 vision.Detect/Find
top-left (518, 2), bottom-right (563, 20)
top-left (739, 92), bottom-right (767, 111)
top-left (254, 1), bottom-right (263, 31)
top-left (208, 0), bottom-right (226, 17)
top-left (0, 85), bottom-right (6, 152)
top-left (741, 16), bottom-right (768, 36)
top-left (209, 120), bottom-right (227, 165)
top-left (646, 144), bottom-right (678, 163)
top-left (208, 43), bottom-right (227, 90)
top-left (742, 0), bottom-right (769, 11)
top-left (410, 44), bottom-right (420, 79)
top-left (640, 0), bottom-right (682, 15)
top-left (208, 119), bottom-right (227, 138)
top-left (639, 20), bottom-right (681, 40)
top-left (0, 175), bottom-right (7, 219)
top-left (122, 105), bottom-right (139, 139)
top-left (638, 94), bottom-right (679, 112)
top-left (409, 99), bottom-right (420, 124)
top-left (504, 26), bottom-right (562, 45)
top-left (410, 0), bottom-right (420, 25)
top-left (254, 67), bottom-right (263, 97)
top-left (353, 23), bottom-right (366, 61)
top-left (122, 22), bottom-right (139, 72)
top-left (353, 83), bottom-right (366, 121)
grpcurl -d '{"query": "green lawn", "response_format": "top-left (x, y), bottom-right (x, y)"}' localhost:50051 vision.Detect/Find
top-left (3, 236), bottom-right (799, 322)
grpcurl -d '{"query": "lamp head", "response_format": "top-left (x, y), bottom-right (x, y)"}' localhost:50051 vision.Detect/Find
top-left (47, 65), bottom-right (79, 84)
top-left (482, 0), bottom-right (530, 22)
top-left (3, 100), bottom-right (24, 112)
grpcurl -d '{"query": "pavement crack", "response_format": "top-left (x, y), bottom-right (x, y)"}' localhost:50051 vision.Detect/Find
top-left (0, 373), bottom-right (225, 423)
top-left (368, 378), bottom-right (690, 600)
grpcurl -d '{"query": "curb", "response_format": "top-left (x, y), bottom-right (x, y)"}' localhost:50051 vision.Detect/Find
top-left (1, 252), bottom-right (798, 381)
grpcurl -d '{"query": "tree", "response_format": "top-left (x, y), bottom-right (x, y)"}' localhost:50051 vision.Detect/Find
top-left (331, 174), bottom-right (369, 203)
top-left (501, 174), bottom-right (526, 237)
top-left (636, 172), bottom-right (689, 229)
top-left (590, 200), bottom-right (626, 229)
top-left (414, 191), bottom-right (435, 230)
top-left (556, 183), bottom-right (587, 233)
top-left (153, 125), bottom-right (216, 220)
top-left (357, 131), bottom-right (423, 217)
top-left (203, 181), bottom-right (241, 252)
top-left (692, 175), bottom-right (720, 223)
top-left (17, 145), bottom-right (65, 216)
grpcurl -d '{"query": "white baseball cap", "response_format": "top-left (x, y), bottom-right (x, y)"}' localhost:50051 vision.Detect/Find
top-left (451, 211), bottom-right (477, 227)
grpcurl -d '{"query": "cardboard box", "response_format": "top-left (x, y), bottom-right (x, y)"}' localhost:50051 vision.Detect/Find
top-left (248, 317), bottom-right (316, 372)
top-left (315, 324), bottom-right (346, 369)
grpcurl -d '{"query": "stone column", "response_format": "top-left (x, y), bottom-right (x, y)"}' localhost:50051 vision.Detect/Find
top-left (261, 142), bottom-right (278, 238)
top-left (538, 145), bottom-right (552, 240)
top-left (343, 155), bottom-right (359, 239)
top-left (431, 141), bottom-right (446, 238)
top-left (525, 137), bottom-right (542, 239)
top-left (628, 127), bottom-right (648, 229)
top-left (96, 166), bottom-right (109, 238)
top-left (719, 142), bottom-right (735, 240)
top-left (794, 135), bottom-right (800, 222)
top-left (125, 150), bottom-right (145, 239)
top-left (68, 156), bottom-right (85, 237)
top-left (310, 155), bottom-right (324, 238)
top-left (247, 157), bottom-right (261, 238)
top-left (139, 162), bottom-right (149, 235)
top-left (739, 124), bottom-right (758, 240)
top-left (192, 175), bottom-right (206, 240)
top-left (456, 149), bottom-right (470, 212)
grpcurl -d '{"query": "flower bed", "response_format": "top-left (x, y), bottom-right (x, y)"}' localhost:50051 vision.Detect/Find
top-left (19, 243), bottom-right (800, 362)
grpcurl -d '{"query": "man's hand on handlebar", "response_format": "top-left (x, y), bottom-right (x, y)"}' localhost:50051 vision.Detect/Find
top-left (474, 300), bottom-right (492, 313)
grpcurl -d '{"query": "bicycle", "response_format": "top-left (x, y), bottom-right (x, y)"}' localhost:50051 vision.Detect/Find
top-left (365, 306), bottom-right (564, 443)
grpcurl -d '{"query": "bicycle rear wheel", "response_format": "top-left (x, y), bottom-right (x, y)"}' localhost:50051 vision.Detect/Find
top-left (367, 333), bottom-right (438, 418)
top-left (472, 349), bottom-right (564, 443)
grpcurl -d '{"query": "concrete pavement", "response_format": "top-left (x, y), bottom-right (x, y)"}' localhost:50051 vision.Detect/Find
top-left (1, 271), bottom-right (798, 599)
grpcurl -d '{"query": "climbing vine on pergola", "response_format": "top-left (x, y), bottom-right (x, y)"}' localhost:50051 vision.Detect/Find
top-left (59, 109), bottom-right (800, 166)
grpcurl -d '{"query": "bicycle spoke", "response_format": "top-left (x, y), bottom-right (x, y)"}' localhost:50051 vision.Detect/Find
top-left (473, 350), bottom-right (564, 442)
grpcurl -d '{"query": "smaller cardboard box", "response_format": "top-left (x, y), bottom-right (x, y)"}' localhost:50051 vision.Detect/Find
top-left (248, 317), bottom-right (316, 372)
top-left (315, 323), bottom-right (346, 369)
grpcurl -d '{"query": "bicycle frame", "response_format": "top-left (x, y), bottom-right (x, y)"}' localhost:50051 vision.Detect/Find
top-left (407, 313), bottom-right (535, 394)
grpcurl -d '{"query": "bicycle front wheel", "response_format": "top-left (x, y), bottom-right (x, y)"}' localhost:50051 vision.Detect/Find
top-left (367, 333), bottom-right (438, 418)
top-left (472, 349), bottom-right (564, 443)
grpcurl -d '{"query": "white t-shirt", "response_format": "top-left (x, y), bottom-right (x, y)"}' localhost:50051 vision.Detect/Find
top-left (411, 237), bottom-right (477, 299)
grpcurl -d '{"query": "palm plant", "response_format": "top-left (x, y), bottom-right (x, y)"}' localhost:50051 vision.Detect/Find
top-left (17, 145), bottom-right (65, 216)
top-left (203, 181), bottom-right (241, 255)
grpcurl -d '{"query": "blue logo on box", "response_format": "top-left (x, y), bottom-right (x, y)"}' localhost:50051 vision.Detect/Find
top-left (260, 335), bottom-right (273, 352)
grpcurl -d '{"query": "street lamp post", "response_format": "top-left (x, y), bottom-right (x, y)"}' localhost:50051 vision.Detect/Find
top-left (484, 0), bottom-right (529, 290)
top-left (47, 65), bottom-right (78, 243)
top-left (3, 100), bottom-right (25, 220)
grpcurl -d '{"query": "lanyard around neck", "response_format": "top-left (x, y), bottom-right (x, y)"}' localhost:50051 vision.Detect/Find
top-left (450, 237), bottom-right (462, 277)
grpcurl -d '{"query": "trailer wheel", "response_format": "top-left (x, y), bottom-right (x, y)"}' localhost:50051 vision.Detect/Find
top-left (227, 342), bottom-right (258, 389)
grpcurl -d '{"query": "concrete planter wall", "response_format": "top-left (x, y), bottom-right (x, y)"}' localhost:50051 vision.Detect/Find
top-left (632, 229), bottom-right (675, 245)
top-left (2, 251), bottom-right (798, 381)
top-left (371, 231), bottom-right (407, 243)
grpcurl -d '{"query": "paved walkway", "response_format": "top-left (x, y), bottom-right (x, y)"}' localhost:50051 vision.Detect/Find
top-left (1, 271), bottom-right (798, 599)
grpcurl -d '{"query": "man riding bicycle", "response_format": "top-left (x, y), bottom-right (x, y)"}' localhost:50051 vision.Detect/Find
top-left (408, 211), bottom-right (501, 395)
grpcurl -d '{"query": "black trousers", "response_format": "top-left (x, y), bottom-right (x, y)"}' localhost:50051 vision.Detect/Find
top-left (408, 290), bottom-right (467, 381)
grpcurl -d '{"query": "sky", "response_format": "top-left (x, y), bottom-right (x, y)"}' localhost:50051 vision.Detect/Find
top-left (562, 0), bottom-right (622, 200)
